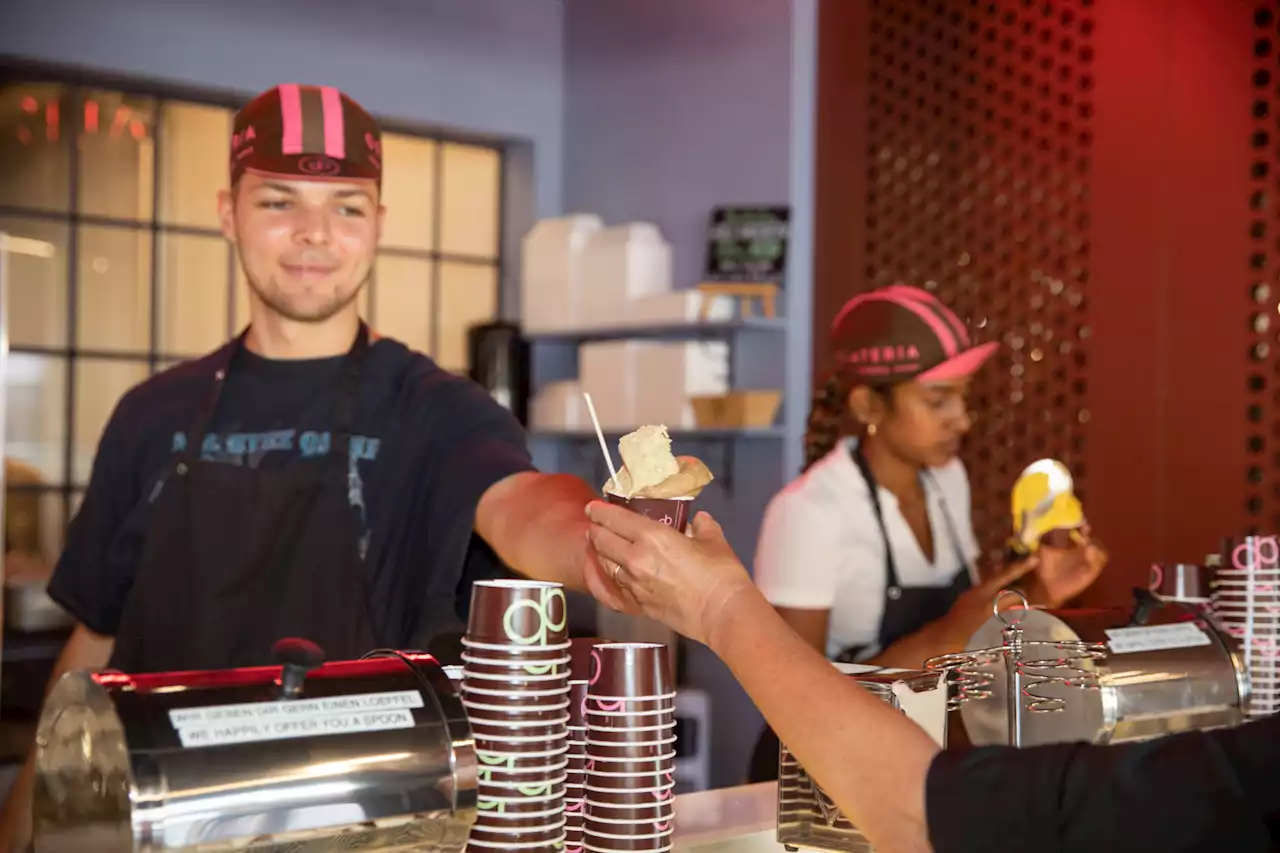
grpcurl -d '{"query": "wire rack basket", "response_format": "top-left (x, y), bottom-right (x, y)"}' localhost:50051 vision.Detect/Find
top-left (924, 589), bottom-right (1109, 747)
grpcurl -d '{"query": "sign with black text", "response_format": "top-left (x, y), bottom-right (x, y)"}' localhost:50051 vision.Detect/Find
top-left (703, 205), bottom-right (790, 283)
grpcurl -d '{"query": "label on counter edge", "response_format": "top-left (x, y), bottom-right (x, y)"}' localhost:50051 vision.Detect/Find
top-left (1104, 623), bottom-right (1212, 654)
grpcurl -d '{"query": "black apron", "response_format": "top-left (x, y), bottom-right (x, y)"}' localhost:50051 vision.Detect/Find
top-left (746, 442), bottom-right (973, 782)
top-left (108, 324), bottom-right (382, 674)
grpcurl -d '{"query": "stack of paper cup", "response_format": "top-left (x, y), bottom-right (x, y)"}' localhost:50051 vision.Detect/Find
top-left (462, 580), bottom-right (572, 853)
top-left (1214, 535), bottom-right (1280, 718)
top-left (565, 679), bottom-right (590, 852)
top-left (583, 643), bottom-right (676, 853)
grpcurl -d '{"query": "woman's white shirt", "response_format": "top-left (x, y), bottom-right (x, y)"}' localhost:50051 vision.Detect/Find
top-left (753, 438), bottom-right (981, 660)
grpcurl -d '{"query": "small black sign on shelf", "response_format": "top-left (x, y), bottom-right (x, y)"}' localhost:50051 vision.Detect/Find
top-left (703, 205), bottom-right (790, 284)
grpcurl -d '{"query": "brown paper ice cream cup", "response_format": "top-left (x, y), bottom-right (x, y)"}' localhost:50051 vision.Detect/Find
top-left (584, 800), bottom-right (674, 823)
top-left (568, 680), bottom-right (591, 728)
top-left (478, 748), bottom-right (572, 773)
top-left (587, 643), bottom-right (673, 699)
top-left (585, 723), bottom-right (675, 744)
top-left (462, 655), bottom-right (572, 680)
top-left (586, 739), bottom-right (677, 761)
top-left (463, 697), bottom-right (571, 722)
top-left (604, 493), bottom-right (693, 533)
top-left (471, 716), bottom-right (571, 739)
top-left (583, 754), bottom-right (676, 774)
top-left (469, 822), bottom-right (567, 846)
top-left (584, 819), bottom-right (673, 839)
top-left (584, 710), bottom-right (674, 730)
top-left (468, 580), bottom-right (570, 648)
top-left (583, 696), bottom-right (674, 715)
top-left (584, 834), bottom-right (673, 851)
top-left (478, 764), bottom-right (569, 787)
top-left (475, 794), bottom-right (564, 818)
top-left (586, 767), bottom-right (674, 792)
top-left (476, 734), bottom-right (569, 755)
top-left (463, 682), bottom-right (571, 704)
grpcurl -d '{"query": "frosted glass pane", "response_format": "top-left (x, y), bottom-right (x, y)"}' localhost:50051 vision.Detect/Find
top-left (157, 234), bottom-right (230, 355)
top-left (440, 143), bottom-right (499, 258)
top-left (0, 83), bottom-right (71, 212)
top-left (4, 353), bottom-right (66, 482)
top-left (373, 256), bottom-right (432, 352)
top-left (380, 133), bottom-right (437, 251)
top-left (1, 217), bottom-right (69, 348)
top-left (73, 359), bottom-right (148, 484)
top-left (159, 101), bottom-right (232, 229)
top-left (78, 89), bottom-right (155, 221)
top-left (437, 262), bottom-right (497, 372)
top-left (76, 226), bottom-right (152, 352)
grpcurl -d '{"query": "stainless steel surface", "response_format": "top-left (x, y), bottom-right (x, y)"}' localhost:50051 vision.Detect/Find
top-left (33, 651), bottom-right (476, 853)
top-left (960, 602), bottom-right (1248, 747)
top-left (776, 667), bottom-right (945, 853)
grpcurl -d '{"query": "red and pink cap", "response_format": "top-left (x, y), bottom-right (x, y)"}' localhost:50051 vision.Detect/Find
top-left (829, 284), bottom-right (998, 384)
top-left (230, 83), bottom-right (382, 187)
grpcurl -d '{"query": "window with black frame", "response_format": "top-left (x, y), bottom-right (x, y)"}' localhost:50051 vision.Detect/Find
top-left (0, 79), bottom-right (505, 585)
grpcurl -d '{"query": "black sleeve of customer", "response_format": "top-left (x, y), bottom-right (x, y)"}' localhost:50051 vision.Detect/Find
top-left (926, 714), bottom-right (1280, 853)
top-left (45, 399), bottom-right (142, 636)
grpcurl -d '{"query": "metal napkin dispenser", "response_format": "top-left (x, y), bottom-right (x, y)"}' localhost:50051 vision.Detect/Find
top-left (777, 665), bottom-right (946, 853)
top-left (33, 642), bottom-right (476, 853)
top-left (955, 592), bottom-right (1248, 748)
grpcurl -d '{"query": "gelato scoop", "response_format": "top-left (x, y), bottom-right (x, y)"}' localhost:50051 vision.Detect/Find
top-left (604, 425), bottom-right (714, 499)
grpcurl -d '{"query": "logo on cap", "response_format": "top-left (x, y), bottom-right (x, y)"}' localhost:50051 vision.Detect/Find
top-left (298, 155), bottom-right (341, 176)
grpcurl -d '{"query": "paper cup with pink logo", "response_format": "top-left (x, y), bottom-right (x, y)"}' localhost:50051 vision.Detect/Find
top-left (587, 643), bottom-right (673, 699)
top-left (603, 494), bottom-right (693, 534)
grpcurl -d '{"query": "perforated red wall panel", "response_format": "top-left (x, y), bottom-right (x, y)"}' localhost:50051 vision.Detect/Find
top-left (1250, 6), bottom-right (1280, 535)
top-left (859, 0), bottom-right (1096, 559)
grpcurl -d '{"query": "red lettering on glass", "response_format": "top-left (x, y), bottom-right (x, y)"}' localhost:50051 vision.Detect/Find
top-left (84, 99), bottom-right (99, 134)
top-left (110, 106), bottom-right (132, 139)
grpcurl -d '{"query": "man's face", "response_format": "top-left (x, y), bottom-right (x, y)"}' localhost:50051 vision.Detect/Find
top-left (218, 173), bottom-right (383, 323)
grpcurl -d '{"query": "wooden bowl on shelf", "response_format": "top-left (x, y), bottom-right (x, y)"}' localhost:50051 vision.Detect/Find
top-left (690, 391), bottom-right (782, 429)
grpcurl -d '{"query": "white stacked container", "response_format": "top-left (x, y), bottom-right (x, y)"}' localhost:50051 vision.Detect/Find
top-left (578, 224), bottom-right (673, 327)
top-left (521, 215), bottom-right (604, 333)
top-left (578, 341), bottom-right (730, 430)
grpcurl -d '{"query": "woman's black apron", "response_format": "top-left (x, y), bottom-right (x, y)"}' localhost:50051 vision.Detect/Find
top-left (746, 443), bottom-right (973, 782)
top-left (108, 324), bottom-right (383, 674)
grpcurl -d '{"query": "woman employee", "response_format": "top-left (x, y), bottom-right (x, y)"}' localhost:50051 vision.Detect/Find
top-left (748, 283), bottom-right (1105, 780)
top-left (584, 502), bottom-right (1280, 853)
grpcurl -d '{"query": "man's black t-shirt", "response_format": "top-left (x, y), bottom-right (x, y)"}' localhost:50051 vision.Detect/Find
top-left (46, 335), bottom-right (534, 649)
top-left (926, 712), bottom-right (1280, 852)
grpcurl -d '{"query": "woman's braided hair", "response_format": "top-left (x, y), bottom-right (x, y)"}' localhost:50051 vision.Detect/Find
top-left (803, 372), bottom-right (849, 472)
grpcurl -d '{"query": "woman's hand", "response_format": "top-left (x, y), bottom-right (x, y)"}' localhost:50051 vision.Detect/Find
top-left (584, 501), bottom-right (757, 647)
top-left (1029, 529), bottom-right (1107, 607)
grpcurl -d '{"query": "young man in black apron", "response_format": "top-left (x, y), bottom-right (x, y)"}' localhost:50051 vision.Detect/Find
top-left (747, 284), bottom-right (1105, 782)
top-left (0, 84), bottom-right (623, 850)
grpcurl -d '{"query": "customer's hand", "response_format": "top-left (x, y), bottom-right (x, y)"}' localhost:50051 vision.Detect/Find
top-left (584, 501), bottom-right (756, 647)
